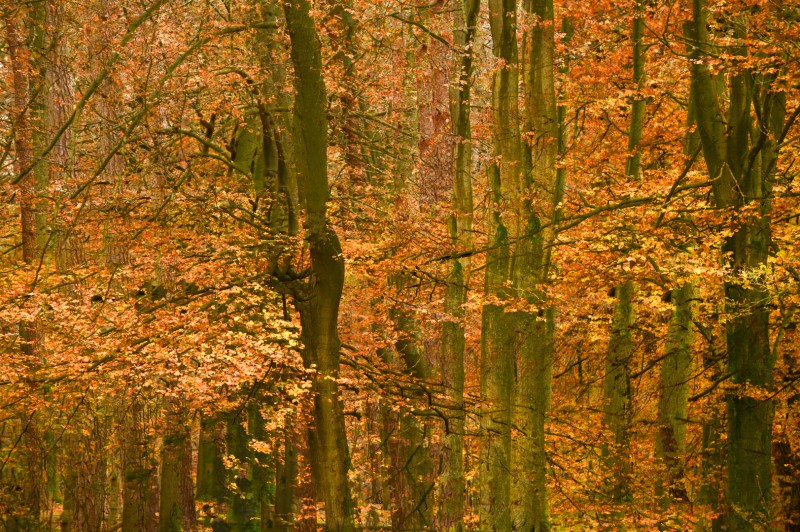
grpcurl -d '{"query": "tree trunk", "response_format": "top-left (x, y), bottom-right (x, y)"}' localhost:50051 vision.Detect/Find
top-left (600, 2), bottom-right (645, 504)
top-left (479, 1), bottom-right (519, 528)
top-left (226, 410), bottom-right (257, 529)
top-left (601, 281), bottom-right (635, 502)
top-left (282, 1), bottom-right (354, 529)
top-left (273, 431), bottom-right (298, 531)
top-left (512, 0), bottom-right (559, 528)
top-left (5, 6), bottom-right (46, 528)
top-left (122, 400), bottom-right (157, 532)
top-left (378, 337), bottom-right (434, 530)
top-left (656, 282), bottom-right (695, 504)
top-left (159, 404), bottom-right (195, 532)
top-left (197, 413), bottom-right (229, 525)
top-left (437, 6), bottom-right (478, 527)
top-left (690, 1), bottom-right (785, 527)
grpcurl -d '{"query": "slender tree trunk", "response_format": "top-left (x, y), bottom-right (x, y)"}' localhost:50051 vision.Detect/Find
top-left (6, 2), bottom-right (39, 268)
top-left (655, 59), bottom-right (698, 509)
top-left (600, 2), bottom-right (645, 504)
top-left (227, 410), bottom-right (257, 529)
top-left (246, 402), bottom-right (276, 532)
top-left (774, 435), bottom-right (800, 530)
top-left (437, 2), bottom-right (479, 529)
top-left (6, 7), bottom-right (46, 528)
top-left (273, 431), bottom-right (298, 531)
top-left (479, 2), bottom-right (519, 529)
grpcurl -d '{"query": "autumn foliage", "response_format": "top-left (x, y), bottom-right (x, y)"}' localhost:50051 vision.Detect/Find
top-left (1, 0), bottom-right (799, 530)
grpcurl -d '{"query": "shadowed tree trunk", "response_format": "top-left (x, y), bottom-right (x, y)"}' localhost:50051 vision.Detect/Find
top-left (479, 1), bottom-right (519, 529)
top-left (281, 1), bottom-right (355, 529)
top-left (656, 282), bottom-right (695, 504)
top-left (197, 414), bottom-right (229, 525)
top-left (378, 329), bottom-right (434, 530)
top-left (437, 1), bottom-right (479, 529)
top-left (512, 0), bottom-right (560, 528)
top-left (158, 402), bottom-right (195, 532)
top-left (690, 0), bottom-right (789, 527)
top-left (122, 400), bottom-right (157, 532)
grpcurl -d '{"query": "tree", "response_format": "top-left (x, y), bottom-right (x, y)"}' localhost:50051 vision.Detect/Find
top-left (690, 0), bottom-right (792, 527)
top-left (281, 1), bottom-right (355, 528)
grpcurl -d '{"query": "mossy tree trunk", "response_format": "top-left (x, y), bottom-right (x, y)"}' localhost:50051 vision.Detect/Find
top-left (601, 281), bottom-right (636, 502)
top-left (281, 1), bottom-right (355, 529)
top-left (437, 1), bottom-right (479, 529)
top-left (273, 430), bottom-right (298, 531)
top-left (479, 1), bottom-right (519, 528)
top-left (690, 0), bottom-right (788, 527)
top-left (378, 329), bottom-right (435, 530)
top-left (5, 5), bottom-right (46, 528)
top-left (158, 403), bottom-right (195, 532)
top-left (122, 401), bottom-right (157, 532)
top-left (197, 414), bottom-right (229, 524)
top-left (656, 282), bottom-right (695, 504)
top-left (512, 0), bottom-right (560, 528)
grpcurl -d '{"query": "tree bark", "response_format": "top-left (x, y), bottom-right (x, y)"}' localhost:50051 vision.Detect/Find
top-left (656, 282), bottom-right (695, 504)
top-left (281, 1), bottom-right (355, 529)
top-left (479, 2), bottom-right (519, 529)
top-left (601, 281), bottom-right (635, 502)
top-left (5, 6), bottom-right (46, 528)
top-left (690, 1), bottom-right (785, 527)
top-left (600, 2), bottom-right (645, 504)
top-left (437, 3), bottom-right (479, 529)
top-left (158, 404), bottom-right (195, 532)
top-left (122, 400), bottom-right (157, 532)
top-left (513, 0), bottom-right (559, 528)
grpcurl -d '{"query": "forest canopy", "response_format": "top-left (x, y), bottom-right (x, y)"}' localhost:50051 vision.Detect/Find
top-left (1, 0), bottom-right (799, 530)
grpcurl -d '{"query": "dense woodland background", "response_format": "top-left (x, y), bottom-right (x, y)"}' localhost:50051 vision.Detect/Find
top-left (1, 0), bottom-right (799, 529)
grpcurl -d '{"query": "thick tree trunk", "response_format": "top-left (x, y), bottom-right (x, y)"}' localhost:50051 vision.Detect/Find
top-left (197, 413), bottom-right (229, 524)
top-left (479, 2), bottom-right (519, 529)
top-left (158, 405), bottom-right (195, 532)
top-left (60, 419), bottom-right (107, 532)
top-left (656, 282), bottom-right (695, 504)
top-left (122, 401), bottom-right (157, 532)
top-left (378, 337), bottom-right (434, 530)
top-left (512, 1), bottom-right (559, 529)
top-left (601, 281), bottom-right (635, 502)
top-left (415, 1), bottom-right (454, 205)
top-left (282, 1), bottom-right (354, 529)
top-left (690, 1), bottom-right (784, 527)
